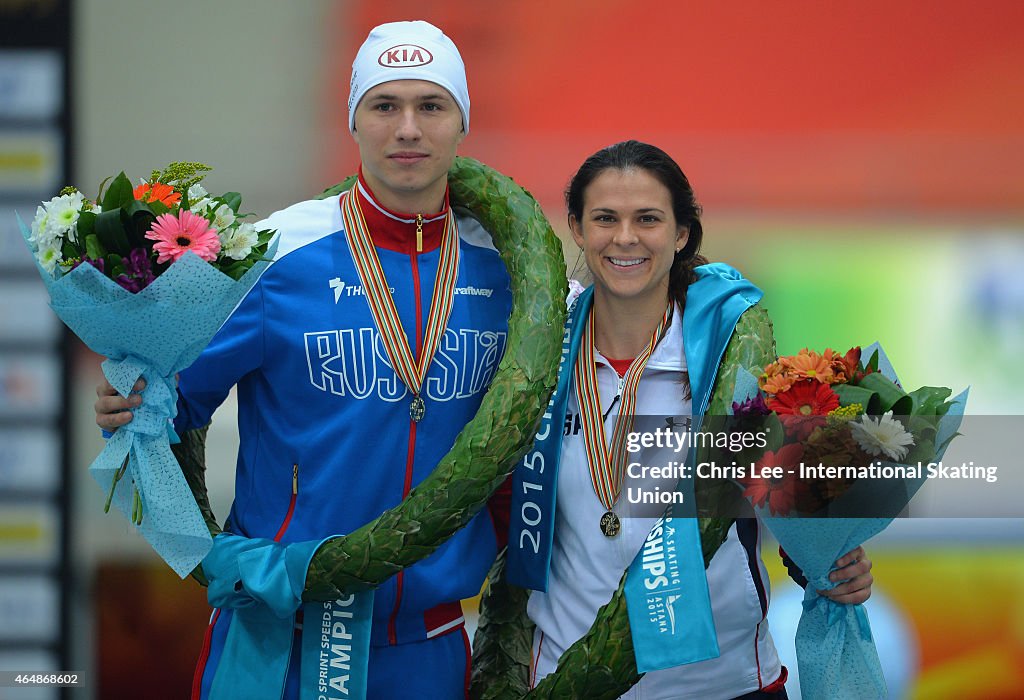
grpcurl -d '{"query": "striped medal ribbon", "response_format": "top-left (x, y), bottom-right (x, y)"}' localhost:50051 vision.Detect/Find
top-left (340, 190), bottom-right (460, 422)
top-left (574, 305), bottom-right (671, 537)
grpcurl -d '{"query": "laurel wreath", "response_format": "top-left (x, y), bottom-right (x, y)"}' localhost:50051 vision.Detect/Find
top-left (174, 157), bottom-right (568, 598)
top-left (172, 158), bottom-right (777, 699)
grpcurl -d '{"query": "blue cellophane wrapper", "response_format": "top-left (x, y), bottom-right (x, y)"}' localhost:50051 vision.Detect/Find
top-left (19, 213), bottom-right (276, 577)
top-left (732, 344), bottom-right (967, 699)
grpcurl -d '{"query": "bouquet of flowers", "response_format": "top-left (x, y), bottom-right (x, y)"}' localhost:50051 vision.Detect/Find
top-left (725, 344), bottom-right (968, 699)
top-left (19, 162), bottom-right (276, 577)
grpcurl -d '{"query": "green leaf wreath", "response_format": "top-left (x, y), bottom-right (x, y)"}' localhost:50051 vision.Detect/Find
top-left (171, 156), bottom-right (777, 698)
top-left (469, 305), bottom-right (776, 700)
top-left (173, 156), bottom-right (568, 597)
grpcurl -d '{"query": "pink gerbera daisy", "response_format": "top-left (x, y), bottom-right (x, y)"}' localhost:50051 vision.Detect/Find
top-left (145, 210), bottom-right (220, 264)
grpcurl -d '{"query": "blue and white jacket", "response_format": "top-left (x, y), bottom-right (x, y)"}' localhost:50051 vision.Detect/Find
top-left (176, 179), bottom-right (512, 648)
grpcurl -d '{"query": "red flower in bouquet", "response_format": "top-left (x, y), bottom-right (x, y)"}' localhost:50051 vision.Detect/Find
top-left (739, 443), bottom-right (811, 515)
top-left (133, 182), bottom-right (181, 207)
top-left (146, 210), bottom-right (221, 264)
top-left (768, 380), bottom-right (840, 440)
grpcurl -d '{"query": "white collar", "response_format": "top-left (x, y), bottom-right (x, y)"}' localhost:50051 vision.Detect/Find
top-left (591, 302), bottom-right (687, 373)
top-left (356, 180), bottom-right (448, 225)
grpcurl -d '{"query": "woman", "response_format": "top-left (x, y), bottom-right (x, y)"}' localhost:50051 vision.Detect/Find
top-left (499, 141), bottom-right (873, 699)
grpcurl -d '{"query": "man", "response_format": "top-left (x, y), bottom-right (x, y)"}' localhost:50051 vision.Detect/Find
top-left (96, 21), bottom-right (512, 698)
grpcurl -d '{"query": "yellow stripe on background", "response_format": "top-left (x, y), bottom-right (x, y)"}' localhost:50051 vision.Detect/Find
top-left (0, 522), bottom-right (45, 541)
top-left (0, 152), bottom-right (47, 170)
top-left (0, 507), bottom-right (57, 562)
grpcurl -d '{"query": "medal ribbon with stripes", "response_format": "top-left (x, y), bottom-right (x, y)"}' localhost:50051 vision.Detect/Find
top-left (574, 305), bottom-right (671, 535)
top-left (340, 190), bottom-right (460, 422)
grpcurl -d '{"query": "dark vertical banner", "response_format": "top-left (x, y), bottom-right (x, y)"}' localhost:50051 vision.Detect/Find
top-left (0, 1), bottom-right (73, 698)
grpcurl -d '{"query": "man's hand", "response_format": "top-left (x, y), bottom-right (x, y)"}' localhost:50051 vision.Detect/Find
top-left (818, 546), bottom-right (873, 605)
top-left (94, 378), bottom-right (145, 432)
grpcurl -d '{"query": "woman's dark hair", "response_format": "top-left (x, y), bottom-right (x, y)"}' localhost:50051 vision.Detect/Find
top-left (565, 140), bottom-right (708, 310)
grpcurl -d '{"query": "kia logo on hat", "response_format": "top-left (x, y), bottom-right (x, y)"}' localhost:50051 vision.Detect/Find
top-left (378, 44), bottom-right (434, 68)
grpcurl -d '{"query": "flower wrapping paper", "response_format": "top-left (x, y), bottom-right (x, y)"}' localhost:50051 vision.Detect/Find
top-left (732, 343), bottom-right (967, 699)
top-left (20, 213), bottom-right (276, 577)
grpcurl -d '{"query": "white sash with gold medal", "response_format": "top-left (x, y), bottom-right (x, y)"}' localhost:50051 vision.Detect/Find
top-left (574, 305), bottom-right (671, 537)
top-left (340, 188), bottom-right (459, 423)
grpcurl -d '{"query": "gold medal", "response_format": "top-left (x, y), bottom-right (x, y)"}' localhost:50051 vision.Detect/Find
top-left (410, 394), bottom-right (426, 422)
top-left (600, 510), bottom-right (621, 537)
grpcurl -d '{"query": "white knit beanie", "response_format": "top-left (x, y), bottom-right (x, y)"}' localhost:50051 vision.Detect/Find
top-left (348, 20), bottom-right (470, 134)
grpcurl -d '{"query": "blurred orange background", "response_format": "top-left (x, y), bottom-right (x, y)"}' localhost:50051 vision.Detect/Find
top-left (326, 0), bottom-right (1024, 215)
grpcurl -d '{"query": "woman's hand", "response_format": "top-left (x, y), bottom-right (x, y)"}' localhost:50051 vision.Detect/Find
top-left (818, 546), bottom-right (873, 605)
top-left (94, 378), bottom-right (145, 432)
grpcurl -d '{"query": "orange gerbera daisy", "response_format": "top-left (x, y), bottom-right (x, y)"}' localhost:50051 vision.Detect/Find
top-left (781, 348), bottom-right (834, 384)
top-left (134, 182), bottom-right (181, 207)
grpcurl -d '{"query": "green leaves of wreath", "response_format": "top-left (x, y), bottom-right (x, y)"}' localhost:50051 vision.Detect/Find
top-left (172, 156), bottom-right (568, 598)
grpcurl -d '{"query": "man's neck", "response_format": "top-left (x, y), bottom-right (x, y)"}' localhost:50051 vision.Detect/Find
top-left (354, 175), bottom-right (449, 254)
top-left (360, 170), bottom-right (446, 216)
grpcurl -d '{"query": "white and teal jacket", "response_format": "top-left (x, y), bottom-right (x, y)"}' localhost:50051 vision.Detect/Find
top-left (511, 264), bottom-right (785, 699)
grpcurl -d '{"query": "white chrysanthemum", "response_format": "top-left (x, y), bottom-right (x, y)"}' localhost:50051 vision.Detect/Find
top-left (46, 191), bottom-right (85, 241)
top-left (219, 222), bottom-right (258, 260)
top-left (210, 203), bottom-right (236, 231)
top-left (37, 241), bottom-right (63, 274)
top-left (29, 205), bottom-right (51, 250)
top-left (850, 412), bottom-right (914, 461)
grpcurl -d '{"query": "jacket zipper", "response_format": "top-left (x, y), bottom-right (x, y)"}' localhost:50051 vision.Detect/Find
top-left (388, 246), bottom-right (424, 644)
top-left (273, 464), bottom-right (298, 542)
top-left (603, 373), bottom-right (626, 421)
